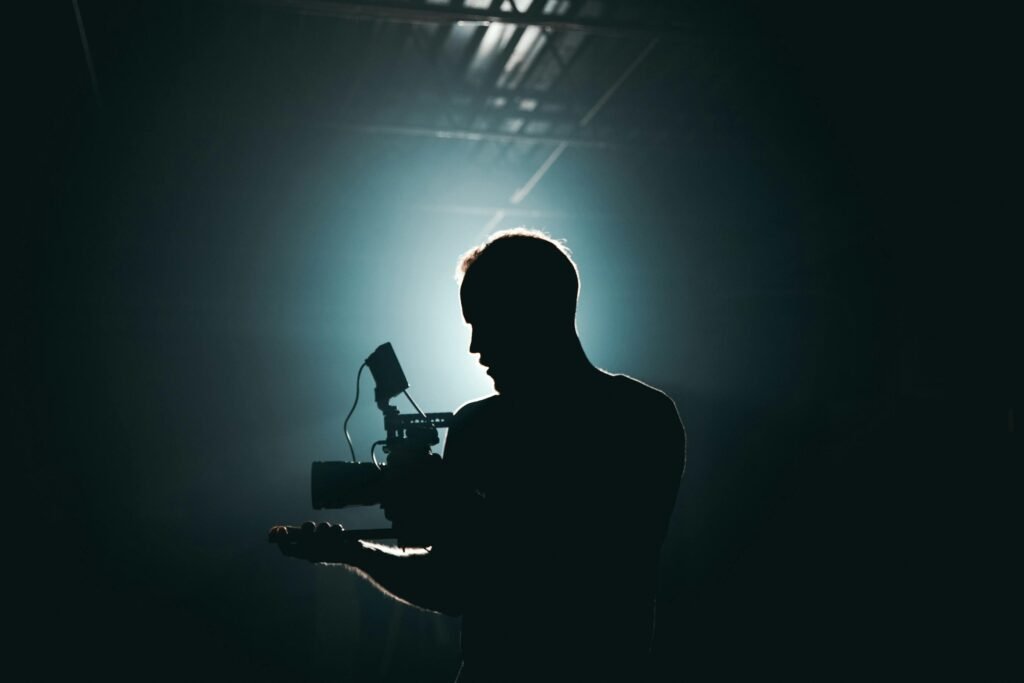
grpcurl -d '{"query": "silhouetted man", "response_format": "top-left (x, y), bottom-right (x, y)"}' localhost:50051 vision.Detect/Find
top-left (275, 229), bottom-right (686, 682)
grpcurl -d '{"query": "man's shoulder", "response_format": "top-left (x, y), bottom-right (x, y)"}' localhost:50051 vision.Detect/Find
top-left (597, 371), bottom-right (679, 414)
top-left (601, 373), bottom-right (686, 476)
top-left (451, 394), bottom-right (503, 428)
top-left (443, 395), bottom-right (502, 459)
top-left (448, 372), bottom-right (680, 425)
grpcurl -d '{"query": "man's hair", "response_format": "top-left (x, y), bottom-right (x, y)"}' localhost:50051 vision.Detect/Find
top-left (456, 228), bottom-right (580, 324)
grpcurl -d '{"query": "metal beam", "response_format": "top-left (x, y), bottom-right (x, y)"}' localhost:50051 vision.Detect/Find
top-left (182, 108), bottom-right (681, 149)
top-left (251, 0), bottom-right (691, 39)
top-left (332, 201), bottom-right (686, 225)
top-left (507, 37), bottom-right (659, 204)
top-left (338, 121), bottom-right (646, 150)
top-left (72, 0), bottom-right (102, 107)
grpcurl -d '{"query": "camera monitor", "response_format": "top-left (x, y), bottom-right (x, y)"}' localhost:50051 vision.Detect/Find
top-left (365, 342), bottom-right (408, 410)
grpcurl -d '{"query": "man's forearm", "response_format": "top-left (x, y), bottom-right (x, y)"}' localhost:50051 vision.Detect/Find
top-left (342, 542), bottom-right (464, 616)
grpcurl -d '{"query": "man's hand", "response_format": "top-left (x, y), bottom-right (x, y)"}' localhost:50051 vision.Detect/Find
top-left (380, 451), bottom-right (452, 545)
top-left (268, 522), bottom-right (363, 564)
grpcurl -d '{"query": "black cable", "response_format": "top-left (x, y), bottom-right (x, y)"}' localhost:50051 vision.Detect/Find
top-left (403, 389), bottom-right (428, 418)
top-left (344, 362), bottom-right (366, 463)
top-left (370, 440), bottom-right (386, 468)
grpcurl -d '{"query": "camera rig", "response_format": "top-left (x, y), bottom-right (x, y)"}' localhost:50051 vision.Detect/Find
top-left (283, 342), bottom-right (454, 542)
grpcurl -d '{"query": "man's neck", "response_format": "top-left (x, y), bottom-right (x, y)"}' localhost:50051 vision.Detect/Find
top-left (551, 336), bottom-right (593, 375)
top-left (504, 336), bottom-right (597, 398)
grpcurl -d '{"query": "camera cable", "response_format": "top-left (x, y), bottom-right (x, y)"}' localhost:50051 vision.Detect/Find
top-left (403, 389), bottom-right (428, 419)
top-left (344, 362), bottom-right (366, 463)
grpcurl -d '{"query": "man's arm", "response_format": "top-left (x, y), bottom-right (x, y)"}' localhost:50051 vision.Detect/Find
top-left (270, 522), bottom-right (466, 616)
top-left (650, 392), bottom-right (686, 546)
top-left (346, 541), bottom-right (465, 616)
top-left (271, 407), bottom-right (484, 615)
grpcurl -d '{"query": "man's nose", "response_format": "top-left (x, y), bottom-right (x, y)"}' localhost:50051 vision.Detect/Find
top-left (469, 327), bottom-right (480, 355)
top-left (469, 327), bottom-right (494, 359)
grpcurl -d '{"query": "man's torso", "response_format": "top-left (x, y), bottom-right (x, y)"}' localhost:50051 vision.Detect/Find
top-left (442, 369), bottom-right (686, 680)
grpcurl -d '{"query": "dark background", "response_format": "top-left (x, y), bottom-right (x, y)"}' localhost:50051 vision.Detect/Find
top-left (13, 1), bottom-right (1015, 680)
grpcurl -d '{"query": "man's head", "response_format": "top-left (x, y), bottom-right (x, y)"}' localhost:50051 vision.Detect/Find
top-left (456, 229), bottom-right (582, 393)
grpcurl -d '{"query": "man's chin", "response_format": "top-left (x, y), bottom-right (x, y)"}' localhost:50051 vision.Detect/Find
top-left (487, 371), bottom-right (507, 394)
top-left (487, 367), bottom-right (531, 394)
top-left (490, 374), bottom-right (524, 396)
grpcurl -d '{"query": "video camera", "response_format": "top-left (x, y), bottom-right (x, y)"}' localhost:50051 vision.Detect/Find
top-left (274, 342), bottom-right (454, 544)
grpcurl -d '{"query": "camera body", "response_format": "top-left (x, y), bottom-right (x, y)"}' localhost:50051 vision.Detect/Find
top-left (311, 410), bottom-right (453, 509)
top-left (310, 343), bottom-right (454, 514)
